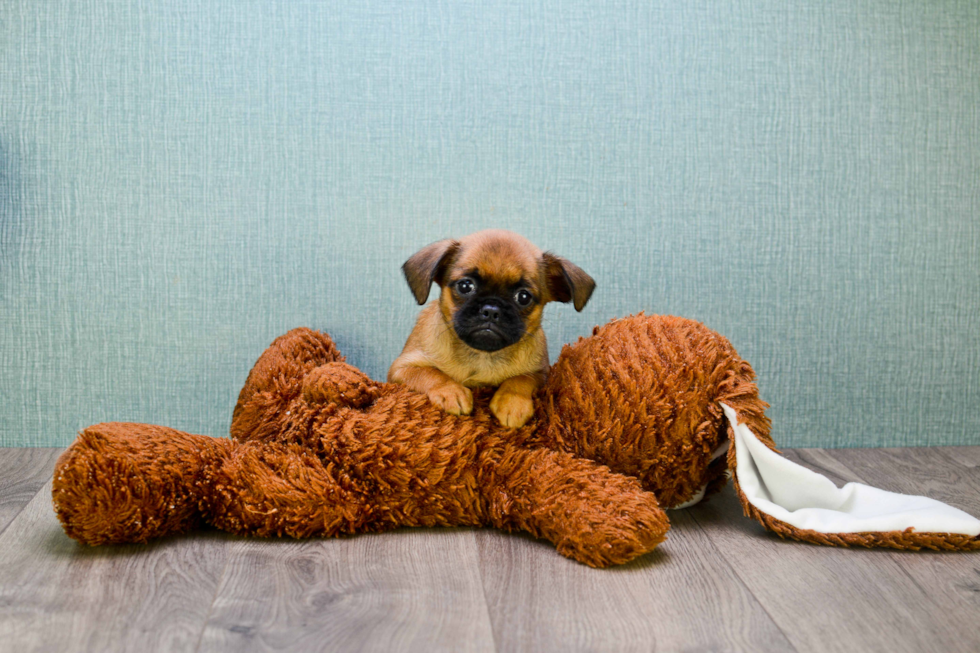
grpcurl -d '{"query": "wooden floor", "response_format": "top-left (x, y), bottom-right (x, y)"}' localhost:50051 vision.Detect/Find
top-left (0, 446), bottom-right (978, 652)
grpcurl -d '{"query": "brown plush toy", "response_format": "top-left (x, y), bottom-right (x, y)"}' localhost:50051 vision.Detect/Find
top-left (52, 314), bottom-right (980, 567)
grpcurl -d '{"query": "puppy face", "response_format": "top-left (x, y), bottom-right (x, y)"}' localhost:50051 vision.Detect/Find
top-left (402, 230), bottom-right (595, 353)
top-left (443, 236), bottom-right (541, 351)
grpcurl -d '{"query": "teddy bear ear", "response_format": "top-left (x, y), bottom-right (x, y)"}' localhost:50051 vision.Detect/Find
top-left (402, 239), bottom-right (460, 305)
top-left (542, 252), bottom-right (596, 312)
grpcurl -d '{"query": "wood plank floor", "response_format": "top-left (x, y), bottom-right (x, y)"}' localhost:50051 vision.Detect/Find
top-left (0, 446), bottom-right (977, 652)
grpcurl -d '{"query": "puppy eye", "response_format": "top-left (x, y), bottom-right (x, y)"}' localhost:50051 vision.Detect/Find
top-left (515, 289), bottom-right (533, 307)
top-left (456, 278), bottom-right (475, 295)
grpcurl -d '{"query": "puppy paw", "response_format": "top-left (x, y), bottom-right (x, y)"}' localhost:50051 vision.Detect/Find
top-left (428, 382), bottom-right (473, 416)
top-left (490, 389), bottom-right (534, 428)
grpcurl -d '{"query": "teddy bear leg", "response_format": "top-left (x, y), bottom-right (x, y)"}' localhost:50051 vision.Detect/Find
top-left (53, 423), bottom-right (234, 545)
top-left (203, 441), bottom-right (376, 539)
top-left (478, 444), bottom-right (670, 568)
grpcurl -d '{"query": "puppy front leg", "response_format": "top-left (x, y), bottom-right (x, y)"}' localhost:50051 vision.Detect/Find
top-left (389, 364), bottom-right (473, 416)
top-left (490, 372), bottom-right (544, 428)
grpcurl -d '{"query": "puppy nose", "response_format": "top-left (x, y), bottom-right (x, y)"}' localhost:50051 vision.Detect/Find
top-left (480, 304), bottom-right (501, 322)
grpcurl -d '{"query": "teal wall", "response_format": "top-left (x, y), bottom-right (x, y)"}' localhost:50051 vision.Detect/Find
top-left (2, 1), bottom-right (978, 448)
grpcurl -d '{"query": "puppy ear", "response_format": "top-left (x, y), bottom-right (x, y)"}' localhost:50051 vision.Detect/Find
top-left (402, 239), bottom-right (460, 305)
top-left (543, 253), bottom-right (596, 312)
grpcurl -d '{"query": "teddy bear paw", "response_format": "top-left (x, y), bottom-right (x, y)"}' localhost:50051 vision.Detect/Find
top-left (302, 362), bottom-right (378, 408)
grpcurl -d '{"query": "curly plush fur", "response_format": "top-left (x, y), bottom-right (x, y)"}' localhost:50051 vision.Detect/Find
top-left (53, 314), bottom-right (773, 567)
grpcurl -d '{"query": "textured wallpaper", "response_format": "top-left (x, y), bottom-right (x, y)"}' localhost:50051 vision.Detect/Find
top-left (1, 0), bottom-right (978, 447)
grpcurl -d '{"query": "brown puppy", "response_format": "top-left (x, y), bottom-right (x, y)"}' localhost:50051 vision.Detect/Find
top-left (388, 229), bottom-right (595, 428)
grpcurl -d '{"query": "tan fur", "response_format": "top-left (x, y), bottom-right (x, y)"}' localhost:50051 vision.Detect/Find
top-left (389, 230), bottom-right (589, 428)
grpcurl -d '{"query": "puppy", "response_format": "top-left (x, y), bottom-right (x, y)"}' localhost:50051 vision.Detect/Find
top-left (388, 229), bottom-right (595, 428)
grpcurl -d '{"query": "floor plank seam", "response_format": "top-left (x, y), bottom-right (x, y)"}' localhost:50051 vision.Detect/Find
top-left (733, 447), bottom-right (872, 652)
top-left (192, 537), bottom-right (233, 653)
top-left (0, 487), bottom-right (44, 540)
top-left (686, 500), bottom-right (803, 653)
top-left (0, 449), bottom-right (63, 539)
top-left (472, 532), bottom-right (501, 653)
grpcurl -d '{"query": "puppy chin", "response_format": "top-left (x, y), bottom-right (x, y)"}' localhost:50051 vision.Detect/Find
top-left (455, 324), bottom-right (522, 352)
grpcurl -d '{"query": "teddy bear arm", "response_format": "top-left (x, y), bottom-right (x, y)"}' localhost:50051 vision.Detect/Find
top-left (300, 362), bottom-right (382, 409)
top-left (202, 440), bottom-right (378, 539)
top-left (231, 328), bottom-right (345, 441)
top-left (476, 444), bottom-right (670, 567)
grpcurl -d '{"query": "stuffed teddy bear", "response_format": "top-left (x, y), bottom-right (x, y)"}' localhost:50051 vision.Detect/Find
top-left (51, 314), bottom-right (980, 567)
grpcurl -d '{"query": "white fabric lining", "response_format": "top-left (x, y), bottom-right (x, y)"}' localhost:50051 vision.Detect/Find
top-left (720, 402), bottom-right (980, 536)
